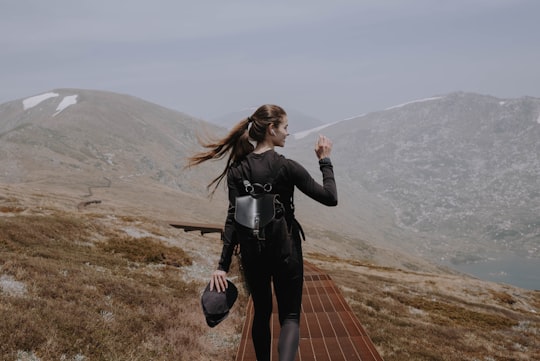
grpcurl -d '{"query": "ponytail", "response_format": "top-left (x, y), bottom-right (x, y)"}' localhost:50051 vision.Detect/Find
top-left (187, 104), bottom-right (286, 195)
top-left (186, 117), bottom-right (253, 194)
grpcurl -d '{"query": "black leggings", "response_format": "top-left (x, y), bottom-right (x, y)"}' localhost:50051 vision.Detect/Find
top-left (241, 238), bottom-right (304, 361)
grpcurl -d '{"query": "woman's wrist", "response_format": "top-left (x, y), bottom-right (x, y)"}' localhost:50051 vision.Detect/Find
top-left (318, 157), bottom-right (332, 165)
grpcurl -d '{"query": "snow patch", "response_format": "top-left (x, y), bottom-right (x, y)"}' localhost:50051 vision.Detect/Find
top-left (293, 113), bottom-right (368, 140)
top-left (385, 96), bottom-right (444, 111)
top-left (22, 92), bottom-right (59, 110)
top-left (293, 120), bottom-right (342, 140)
top-left (53, 95), bottom-right (78, 116)
top-left (343, 113), bottom-right (367, 121)
top-left (537, 112), bottom-right (540, 124)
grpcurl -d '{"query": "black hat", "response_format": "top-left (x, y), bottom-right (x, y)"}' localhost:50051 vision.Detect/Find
top-left (201, 280), bottom-right (238, 328)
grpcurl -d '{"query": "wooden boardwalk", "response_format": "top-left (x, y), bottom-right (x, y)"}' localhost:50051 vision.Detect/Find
top-left (167, 222), bottom-right (383, 360)
top-left (235, 262), bottom-right (384, 361)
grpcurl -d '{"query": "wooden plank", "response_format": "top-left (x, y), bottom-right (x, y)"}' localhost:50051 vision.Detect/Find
top-left (169, 221), bottom-right (223, 237)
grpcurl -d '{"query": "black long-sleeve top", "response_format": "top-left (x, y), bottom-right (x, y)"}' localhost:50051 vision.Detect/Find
top-left (217, 150), bottom-right (338, 272)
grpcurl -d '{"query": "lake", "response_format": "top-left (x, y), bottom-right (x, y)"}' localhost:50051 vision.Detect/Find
top-left (444, 252), bottom-right (540, 290)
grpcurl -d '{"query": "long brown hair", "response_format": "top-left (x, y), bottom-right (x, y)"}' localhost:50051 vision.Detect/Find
top-left (187, 104), bottom-right (286, 194)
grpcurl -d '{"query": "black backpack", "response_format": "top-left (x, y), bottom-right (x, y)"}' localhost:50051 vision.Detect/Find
top-left (233, 159), bottom-right (285, 240)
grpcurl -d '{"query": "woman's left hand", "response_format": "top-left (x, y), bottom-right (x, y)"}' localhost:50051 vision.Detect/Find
top-left (210, 269), bottom-right (228, 293)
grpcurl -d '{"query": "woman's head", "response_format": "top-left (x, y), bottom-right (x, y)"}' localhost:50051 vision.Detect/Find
top-left (248, 104), bottom-right (288, 145)
top-left (186, 104), bottom-right (288, 195)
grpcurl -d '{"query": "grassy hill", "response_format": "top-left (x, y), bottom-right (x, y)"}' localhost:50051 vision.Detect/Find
top-left (1, 187), bottom-right (538, 361)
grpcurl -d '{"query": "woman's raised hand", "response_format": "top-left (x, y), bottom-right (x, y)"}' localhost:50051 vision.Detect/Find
top-left (315, 135), bottom-right (333, 160)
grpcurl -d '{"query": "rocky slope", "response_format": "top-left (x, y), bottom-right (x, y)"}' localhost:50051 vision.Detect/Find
top-left (286, 93), bottom-right (540, 276)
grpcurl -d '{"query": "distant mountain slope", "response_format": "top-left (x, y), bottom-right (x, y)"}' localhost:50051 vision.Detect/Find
top-left (286, 92), bottom-right (540, 263)
top-left (2, 89), bottom-right (201, 182)
top-left (0, 88), bottom-right (440, 275)
top-left (0, 88), bottom-right (228, 221)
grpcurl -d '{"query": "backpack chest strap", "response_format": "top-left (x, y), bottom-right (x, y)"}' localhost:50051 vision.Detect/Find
top-left (243, 179), bottom-right (272, 195)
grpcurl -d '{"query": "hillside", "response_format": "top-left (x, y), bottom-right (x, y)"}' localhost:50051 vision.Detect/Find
top-left (285, 93), bottom-right (540, 288)
top-left (0, 88), bottom-right (229, 222)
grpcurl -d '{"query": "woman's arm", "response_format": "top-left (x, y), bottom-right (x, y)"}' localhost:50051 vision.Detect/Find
top-left (211, 170), bottom-right (239, 292)
top-left (217, 172), bottom-right (239, 273)
top-left (291, 159), bottom-right (338, 206)
top-left (290, 135), bottom-right (338, 206)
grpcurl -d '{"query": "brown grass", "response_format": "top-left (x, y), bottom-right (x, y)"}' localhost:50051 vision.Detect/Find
top-left (0, 195), bottom-right (26, 214)
top-left (1, 202), bottom-right (538, 361)
top-left (0, 206), bottom-right (26, 213)
top-left (306, 251), bottom-right (540, 361)
top-left (0, 212), bottom-right (236, 361)
top-left (97, 235), bottom-right (192, 267)
top-left (489, 289), bottom-right (516, 305)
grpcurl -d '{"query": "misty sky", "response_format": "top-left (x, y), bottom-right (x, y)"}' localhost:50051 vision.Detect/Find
top-left (1, 0), bottom-right (539, 122)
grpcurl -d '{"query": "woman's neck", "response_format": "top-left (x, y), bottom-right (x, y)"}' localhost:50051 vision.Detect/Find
top-left (253, 141), bottom-right (274, 154)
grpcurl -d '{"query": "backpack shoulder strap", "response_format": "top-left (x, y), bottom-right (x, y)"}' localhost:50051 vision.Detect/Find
top-left (239, 154), bottom-right (286, 195)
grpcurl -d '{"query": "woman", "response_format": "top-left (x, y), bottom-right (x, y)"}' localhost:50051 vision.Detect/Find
top-left (188, 104), bottom-right (337, 361)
